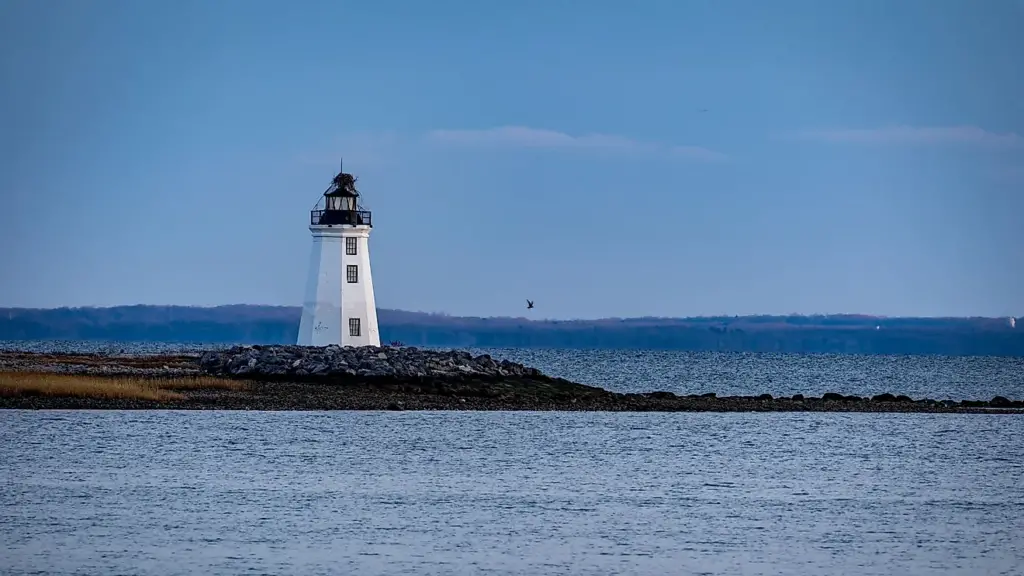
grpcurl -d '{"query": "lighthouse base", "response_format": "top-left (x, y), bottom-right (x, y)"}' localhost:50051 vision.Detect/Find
top-left (297, 226), bottom-right (380, 347)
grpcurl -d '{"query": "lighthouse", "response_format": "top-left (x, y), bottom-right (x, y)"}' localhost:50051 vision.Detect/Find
top-left (297, 166), bottom-right (380, 347)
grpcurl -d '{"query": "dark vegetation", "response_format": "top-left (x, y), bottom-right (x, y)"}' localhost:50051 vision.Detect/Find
top-left (1, 305), bottom-right (1021, 356)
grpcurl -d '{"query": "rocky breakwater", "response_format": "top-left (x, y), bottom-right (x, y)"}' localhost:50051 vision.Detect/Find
top-left (197, 344), bottom-right (604, 405)
top-left (200, 344), bottom-right (544, 380)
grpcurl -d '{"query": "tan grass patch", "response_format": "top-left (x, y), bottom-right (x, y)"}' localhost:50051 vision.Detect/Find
top-left (155, 376), bottom-right (246, 392)
top-left (0, 372), bottom-right (246, 401)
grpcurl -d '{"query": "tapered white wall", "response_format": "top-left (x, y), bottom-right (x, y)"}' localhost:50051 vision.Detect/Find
top-left (297, 225), bottom-right (380, 347)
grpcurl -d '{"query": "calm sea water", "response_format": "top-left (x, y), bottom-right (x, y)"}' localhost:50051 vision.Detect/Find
top-left (3, 339), bottom-right (1023, 400)
top-left (2, 411), bottom-right (1022, 576)
top-left (2, 341), bottom-right (1023, 575)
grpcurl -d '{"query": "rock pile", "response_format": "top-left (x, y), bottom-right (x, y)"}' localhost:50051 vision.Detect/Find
top-left (198, 345), bottom-right (547, 381)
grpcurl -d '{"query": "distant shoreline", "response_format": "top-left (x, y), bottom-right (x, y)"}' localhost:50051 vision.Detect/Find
top-left (2, 305), bottom-right (1021, 356)
top-left (1, 348), bottom-right (1021, 414)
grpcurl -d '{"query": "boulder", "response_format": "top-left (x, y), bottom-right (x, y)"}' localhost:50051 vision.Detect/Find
top-left (990, 396), bottom-right (1013, 408)
top-left (644, 391), bottom-right (677, 400)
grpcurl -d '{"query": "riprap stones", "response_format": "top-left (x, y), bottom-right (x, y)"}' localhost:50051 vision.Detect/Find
top-left (198, 344), bottom-right (546, 381)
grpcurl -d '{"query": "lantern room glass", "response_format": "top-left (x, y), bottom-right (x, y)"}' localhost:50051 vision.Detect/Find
top-left (326, 194), bottom-right (357, 211)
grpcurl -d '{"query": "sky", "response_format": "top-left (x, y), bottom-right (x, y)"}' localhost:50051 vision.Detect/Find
top-left (1, 0), bottom-right (1021, 319)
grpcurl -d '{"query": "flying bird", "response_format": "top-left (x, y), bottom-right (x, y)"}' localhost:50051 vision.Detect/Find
top-left (526, 299), bottom-right (534, 310)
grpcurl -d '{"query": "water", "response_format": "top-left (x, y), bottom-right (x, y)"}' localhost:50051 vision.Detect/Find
top-left (478, 348), bottom-right (1024, 401)
top-left (4, 339), bottom-right (1023, 400)
top-left (2, 341), bottom-right (1023, 574)
top-left (2, 411), bottom-right (1022, 575)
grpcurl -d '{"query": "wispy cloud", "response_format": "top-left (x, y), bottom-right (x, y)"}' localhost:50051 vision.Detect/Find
top-left (426, 126), bottom-right (727, 162)
top-left (791, 125), bottom-right (1022, 147)
top-left (428, 126), bottom-right (643, 150)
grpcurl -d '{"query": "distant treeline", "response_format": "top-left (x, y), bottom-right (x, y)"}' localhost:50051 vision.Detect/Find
top-left (1, 305), bottom-right (1022, 356)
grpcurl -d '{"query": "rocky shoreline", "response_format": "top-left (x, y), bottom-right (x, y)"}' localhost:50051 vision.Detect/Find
top-left (2, 346), bottom-right (1022, 413)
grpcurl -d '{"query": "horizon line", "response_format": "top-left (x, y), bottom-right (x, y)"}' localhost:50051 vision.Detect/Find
top-left (0, 304), bottom-right (1017, 321)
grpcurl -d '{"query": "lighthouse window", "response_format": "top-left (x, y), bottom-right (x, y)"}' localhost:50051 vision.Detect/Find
top-left (349, 317), bottom-right (361, 336)
top-left (346, 265), bottom-right (359, 283)
top-left (346, 237), bottom-right (357, 255)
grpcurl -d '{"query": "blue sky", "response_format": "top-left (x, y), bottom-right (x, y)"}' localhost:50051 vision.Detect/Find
top-left (1, 0), bottom-right (1021, 318)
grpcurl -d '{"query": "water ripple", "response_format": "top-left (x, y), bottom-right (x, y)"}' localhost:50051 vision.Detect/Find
top-left (1, 411), bottom-right (1022, 575)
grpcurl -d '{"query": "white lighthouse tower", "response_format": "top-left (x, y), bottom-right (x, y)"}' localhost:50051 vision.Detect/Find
top-left (297, 166), bottom-right (380, 347)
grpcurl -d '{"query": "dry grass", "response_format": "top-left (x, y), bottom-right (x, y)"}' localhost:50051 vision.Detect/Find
top-left (156, 376), bottom-right (246, 392)
top-left (0, 372), bottom-right (245, 402)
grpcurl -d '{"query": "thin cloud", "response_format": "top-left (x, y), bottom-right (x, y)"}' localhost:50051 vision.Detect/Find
top-left (427, 126), bottom-right (727, 161)
top-left (791, 125), bottom-right (1022, 147)
top-left (428, 126), bottom-right (643, 150)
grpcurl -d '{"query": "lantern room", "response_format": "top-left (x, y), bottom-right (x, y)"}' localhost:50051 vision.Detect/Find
top-left (311, 169), bottom-right (372, 227)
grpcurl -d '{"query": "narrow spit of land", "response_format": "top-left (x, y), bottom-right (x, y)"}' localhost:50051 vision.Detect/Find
top-left (0, 346), bottom-right (1021, 413)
